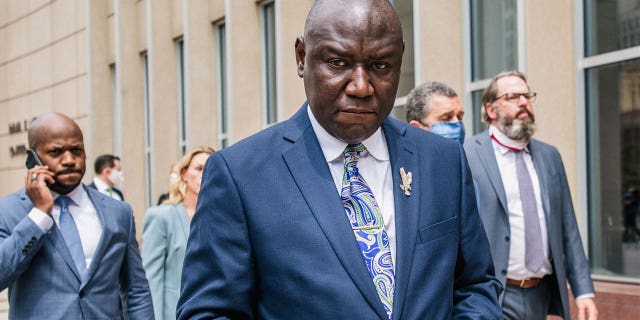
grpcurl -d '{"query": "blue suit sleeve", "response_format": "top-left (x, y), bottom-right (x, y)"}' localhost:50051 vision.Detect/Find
top-left (177, 152), bottom-right (254, 320)
top-left (0, 210), bottom-right (47, 290)
top-left (452, 145), bottom-right (503, 318)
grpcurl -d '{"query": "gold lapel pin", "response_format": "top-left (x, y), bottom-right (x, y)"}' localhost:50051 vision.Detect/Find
top-left (399, 167), bottom-right (412, 197)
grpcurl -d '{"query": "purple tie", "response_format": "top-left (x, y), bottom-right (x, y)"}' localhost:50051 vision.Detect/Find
top-left (514, 150), bottom-right (545, 272)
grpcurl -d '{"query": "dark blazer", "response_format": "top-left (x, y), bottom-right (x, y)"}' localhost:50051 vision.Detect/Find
top-left (464, 129), bottom-right (595, 319)
top-left (88, 181), bottom-right (125, 201)
top-left (0, 185), bottom-right (153, 319)
top-left (177, 105), bottom-right (502, 320)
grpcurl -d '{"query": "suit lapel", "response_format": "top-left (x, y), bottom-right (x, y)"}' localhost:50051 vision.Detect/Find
top-left (23, 191), bottom-right (84, 283)
top-left (382, 120), bottom-right (418, 320)
top-left (46, 218), bottom-right (84, 282)
top-left (474, 131), bottom-right (509, 215)
top-left (82, 185), bottom-right (112, 288)
top-left (175, 204), bottom-right (190, 240)
top-left (281, 106), bottom-right (389, 319)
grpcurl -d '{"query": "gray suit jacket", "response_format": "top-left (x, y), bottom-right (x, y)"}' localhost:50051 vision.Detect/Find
top-left (142, 203), bottom-right (190, 320)
top-left (0, 185), bottom-right (154, 319)
top-left (464, 129), bottom-right (594, 319)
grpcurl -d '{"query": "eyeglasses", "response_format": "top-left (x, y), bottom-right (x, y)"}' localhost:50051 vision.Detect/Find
top-left (494, 92), bottom-right (537, 103)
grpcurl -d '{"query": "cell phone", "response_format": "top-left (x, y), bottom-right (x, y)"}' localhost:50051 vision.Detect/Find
top-left (25, 149), bottom-right (44, 169)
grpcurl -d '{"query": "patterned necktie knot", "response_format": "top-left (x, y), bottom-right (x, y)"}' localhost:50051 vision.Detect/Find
top-left (344, 143), bottom-right (366, 180)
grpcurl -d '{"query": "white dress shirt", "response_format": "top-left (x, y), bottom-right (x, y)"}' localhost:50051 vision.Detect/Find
top-left (308, 107), bottom-right (397, 265)
top-left (93, 177), bottom-right (122, 201)
top-left (489, 125), bottom-right (552, 280)
top-left (28, 184), bottom-right (104, 269)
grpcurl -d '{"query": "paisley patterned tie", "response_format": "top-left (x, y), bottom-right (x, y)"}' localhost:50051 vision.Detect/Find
top-left (341, 143), bottom-right (394, 319)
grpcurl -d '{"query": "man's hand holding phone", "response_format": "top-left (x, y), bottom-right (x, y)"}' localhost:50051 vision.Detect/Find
top-left (25, 149), bottom-right (56, 215)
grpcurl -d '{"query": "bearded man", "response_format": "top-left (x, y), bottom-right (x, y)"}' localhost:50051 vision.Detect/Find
top-left (464, 70), bottom-right (598, 320)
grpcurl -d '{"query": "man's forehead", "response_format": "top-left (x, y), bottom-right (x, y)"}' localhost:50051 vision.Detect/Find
top-left (497, 76), bottom-right (528, 91)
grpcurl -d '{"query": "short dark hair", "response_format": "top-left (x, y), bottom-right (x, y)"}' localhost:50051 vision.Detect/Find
top-left (94, 154), bottom-right (120, 174)
top-left (405, 81), bottom-right (458, 122)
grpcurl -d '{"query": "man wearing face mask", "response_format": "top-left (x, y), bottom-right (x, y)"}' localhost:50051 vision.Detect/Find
top-left (406, 81), bottom-right (465, 143)
top-left (89, 154), bottom-right (125, 201)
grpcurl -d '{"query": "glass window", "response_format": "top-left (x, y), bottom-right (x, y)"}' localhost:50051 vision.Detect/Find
top-left (584, 0), bottom-right (640, 56)
top-left (177, 38), bottom-right (187, 156)
top-left (262, 2), bottom-right (277, 125)
top-left (466, 0), bottom-right (519, 134)
top-left (388, 0), bottom-right (415, 121)
top-left (586, 58), bottom-right (640, 279)
top-left (470, 0), bottom-right (518, 81)
top-left (471, 90), bottom-right (487, 134)
top-left (217, 22), bottom-right (229, 149)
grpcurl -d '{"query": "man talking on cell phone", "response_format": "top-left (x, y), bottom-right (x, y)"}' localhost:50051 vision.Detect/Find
top-left (0, 112), bottom-right (154, 319)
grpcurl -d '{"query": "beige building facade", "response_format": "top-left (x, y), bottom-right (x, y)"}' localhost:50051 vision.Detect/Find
top-left (1, 0), bottom-right (639, 317)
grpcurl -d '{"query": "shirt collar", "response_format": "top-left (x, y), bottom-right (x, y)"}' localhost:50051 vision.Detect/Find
top-left (489, 125), bottom-right (530, 155)
top-left (93, 176), bottom-right (111, 192)
top-left (52, 183), bottom-right (87, 206)
top-left (307, 105), bottom-right (389, 163)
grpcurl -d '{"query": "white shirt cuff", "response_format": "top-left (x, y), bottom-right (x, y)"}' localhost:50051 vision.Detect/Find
top-left (575, 293), bottom-right (595, 300)
top-left (28, 208), bottom-right (54, 232)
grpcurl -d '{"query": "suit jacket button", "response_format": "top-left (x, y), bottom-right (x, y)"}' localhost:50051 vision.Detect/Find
top-left (30, 237), bottom-right (37, 242)
top-left (79, 290), bottom-right (85, 298)
top-left (21, 249), bottom-right (28, 255)
top-left (501, 270), bottom-right (507, 275)
top-left (505, 236), bottom-right (510, 242)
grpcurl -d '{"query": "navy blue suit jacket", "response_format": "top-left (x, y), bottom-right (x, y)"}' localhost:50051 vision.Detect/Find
top-left (177, 105), bottom-right (502, 319)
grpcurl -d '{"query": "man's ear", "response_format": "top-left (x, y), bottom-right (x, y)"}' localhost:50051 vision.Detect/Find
top-left (295, 36), bottom-right (305, 78)
top-left (485, 102), bottom-right (498, 121)
top-left (408, 120), bottom-right (428, 130)
top-left (102, 167), bottom-right (112, 179)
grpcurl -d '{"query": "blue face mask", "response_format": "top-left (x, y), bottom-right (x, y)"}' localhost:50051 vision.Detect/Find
top-left (429, 121), bottom-right (465, 144)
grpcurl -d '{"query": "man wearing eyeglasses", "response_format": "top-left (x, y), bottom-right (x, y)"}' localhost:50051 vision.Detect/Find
top-left (464, 71), bottom-right (598, 320)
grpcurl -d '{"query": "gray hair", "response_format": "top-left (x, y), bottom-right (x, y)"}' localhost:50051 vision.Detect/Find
top-left (405, 81), bottom-right (458, 123)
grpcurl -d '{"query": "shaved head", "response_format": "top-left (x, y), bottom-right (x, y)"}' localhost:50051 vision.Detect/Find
top-left (27, 112), bottom-right (86, 194)
top-left (296, 0), bottom-right (404, 143)
top-left (304, 0), bottom-right (401, 40)
top-left (28, 113), bottom-right (84, 149)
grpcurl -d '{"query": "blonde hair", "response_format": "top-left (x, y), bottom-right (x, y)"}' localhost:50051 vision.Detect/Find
top-left (162, 146), bottom-right (215, 205)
